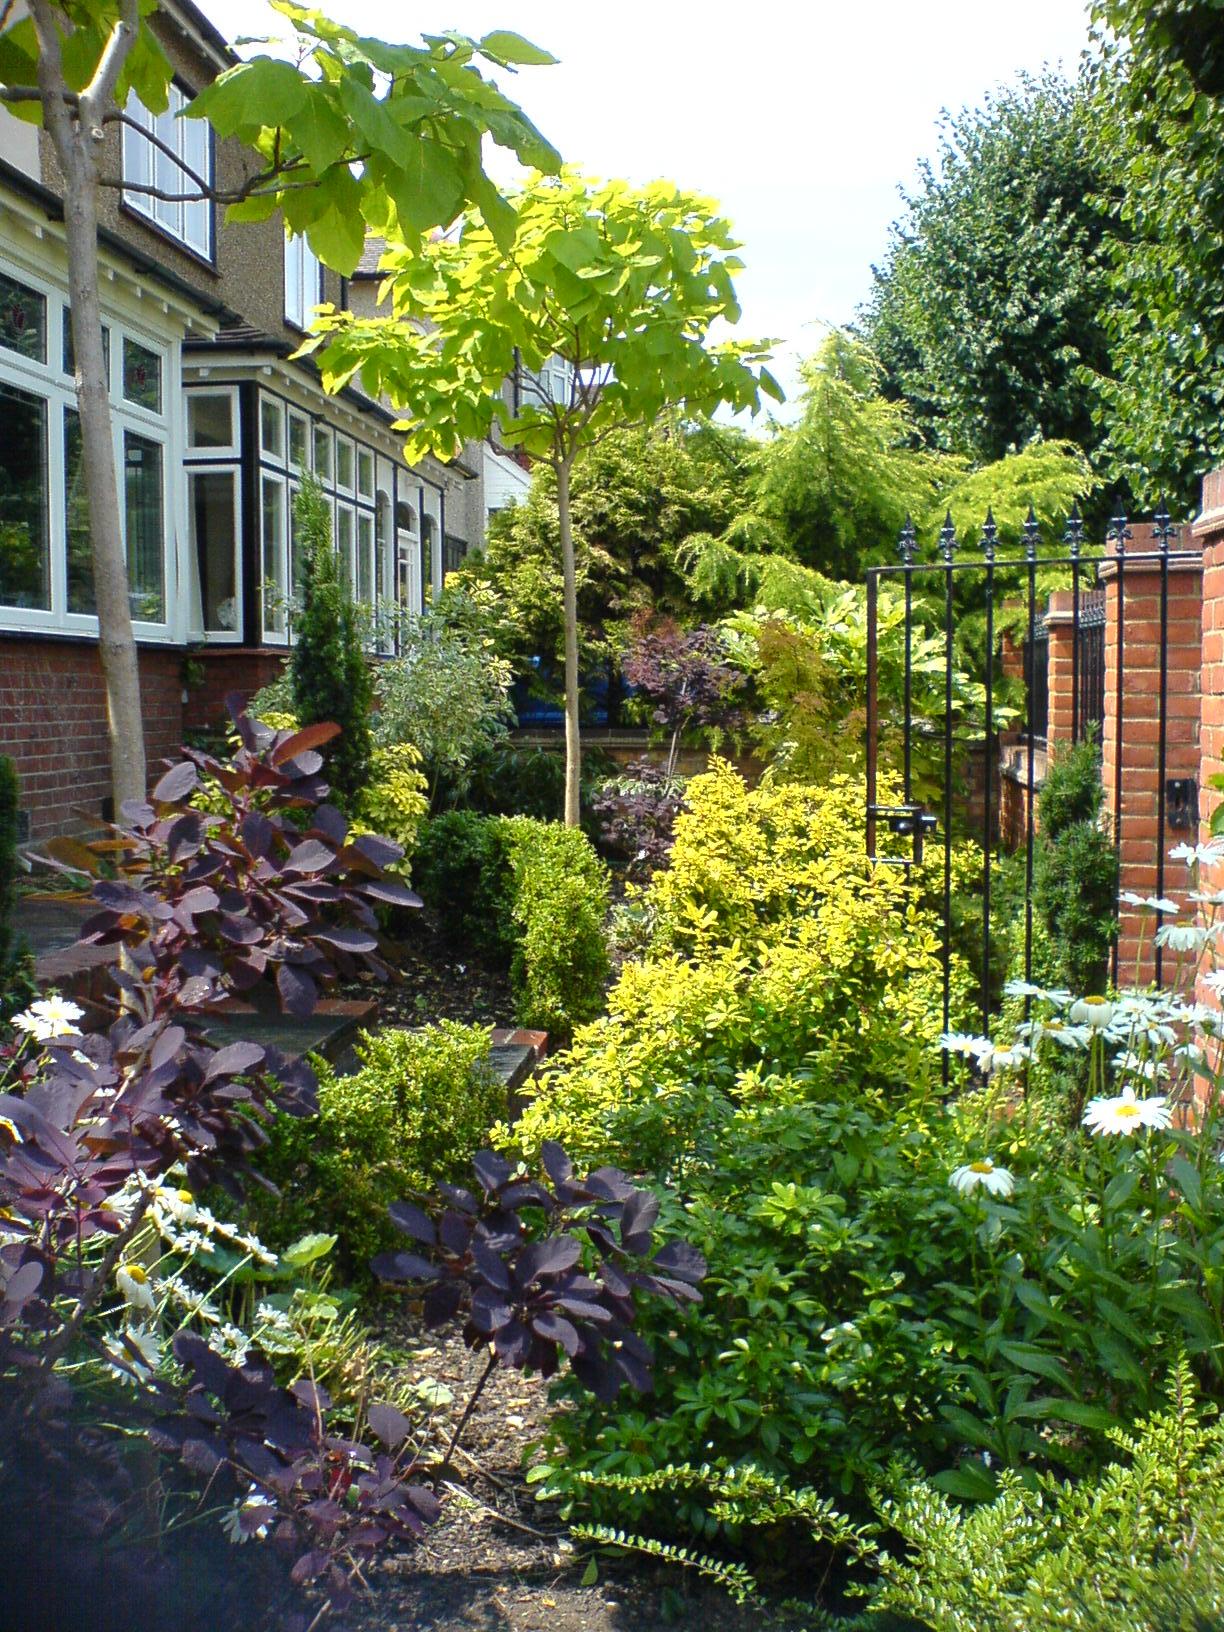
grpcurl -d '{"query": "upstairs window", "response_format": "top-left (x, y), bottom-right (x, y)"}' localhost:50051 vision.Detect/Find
top-left (122, 84), bottom-right (212, 259)
top-left (285, 233), bottom-right (324, 330)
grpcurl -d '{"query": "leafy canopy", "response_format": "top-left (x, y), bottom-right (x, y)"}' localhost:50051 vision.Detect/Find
top-left (305, 167), bottom-right (781, 462)
top-left (859, 72), bottom-right (1111, 472)
top-left (0, 0), bottom-right (560, 275)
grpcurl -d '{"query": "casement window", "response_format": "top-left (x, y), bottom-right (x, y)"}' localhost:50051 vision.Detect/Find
top-left (0, 259), bottom-right (173, 635)
top-left (284, 234), bottom-right (324, 330)
top-left (254, 389), bottom-right (382, 643)
top-left (122, 84), bottom-right (213, 260)
top-left (185, 386), bottom-right (242, 641)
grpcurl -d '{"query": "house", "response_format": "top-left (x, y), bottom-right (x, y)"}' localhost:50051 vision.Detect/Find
top-left (0, 0), bottom-right (502, 842)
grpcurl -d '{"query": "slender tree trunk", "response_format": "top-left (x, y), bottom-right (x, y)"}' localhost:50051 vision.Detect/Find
top-left (33, 2), bottom-right (146, 814)
top-left (555, 454), bottom-right (581, 827)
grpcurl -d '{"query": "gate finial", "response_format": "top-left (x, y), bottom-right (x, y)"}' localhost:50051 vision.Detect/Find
top-left (1064, 501), bottom-right (1083, 559)
top-left (939, 510), bottom-right (956, 564)
top-left (1153, 495), bottom-right (1174, 555)
top-left (1108, 503), bottom-right (1131, 556)
top-left (1022, 504), bottom-right (1040, 562)
top-left (897, 514), bottom-right (917, 565)
top-left (979, 508), bottom-right (998, 563)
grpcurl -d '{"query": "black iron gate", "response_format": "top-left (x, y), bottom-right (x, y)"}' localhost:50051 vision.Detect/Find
top-left (865, 505), bottom-right (1202, 1057)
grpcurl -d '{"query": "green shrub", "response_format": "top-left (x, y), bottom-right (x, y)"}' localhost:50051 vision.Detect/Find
top-left (250, 1021), bottom-right (505, 1275)
top-left (414, 812), bottom-right (610, 1038)
top-left (1033, 735), bottom-right (1117, 995)
top-left (289, 474), bottom-right (374, 808)
top-left (352, 744), bottom-right (429, 874)
top-left (868, 1361), bottom-right (1224, 1632)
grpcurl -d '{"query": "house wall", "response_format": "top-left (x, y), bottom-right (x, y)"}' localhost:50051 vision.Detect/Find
top-left (0, 636), bottom-right (183, 840)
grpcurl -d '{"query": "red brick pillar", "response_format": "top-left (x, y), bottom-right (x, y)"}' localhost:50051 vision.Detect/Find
top-left (1195, 471), bottom-right (1224, 1016)
top-left (1044, 591), bottom-right (1080, 751)
top-left (1100, 523), bottom-right (1201, 988)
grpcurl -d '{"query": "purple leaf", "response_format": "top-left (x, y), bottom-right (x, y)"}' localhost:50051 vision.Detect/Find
top-left (532, 1311), bottom-right (581, 1356)
top-left (314, 926), bottom-right (378, 954)
top-left (518, 1235), bottom-right (581, 1284)
top-left (540, 1142), bottom-right (573, 1187)
top-left (620, 1188), bottom-right (660, 1254)
top-left (153, 761), bottom-right (199, 804)
top-left (370, 1251), bottom-right (438, 1284)
top-left (422, 1279), bottom-right (465, 1326)
top-left (277, 963), bottom-right (318, 1018)
top-left (367, 1402), bottom-right (412, 1449)
top-left (387, 1200), bottom-right (437, 1244)
top-left (204, 1042), bottom-right (266, 1083)
top-left (472, 1151), bottom-right (514, 1194)
top-left (283, 839), bottom-right (335, 875)
top-left (652, 1240), bottom-right (708, 1284)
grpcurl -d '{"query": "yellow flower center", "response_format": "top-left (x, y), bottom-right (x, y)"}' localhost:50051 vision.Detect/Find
top-left (969, 1161), bottom-right (994, 1174)
top-left (177, 1190), bottom-right (194, 1205)
top-left (1084, 996), bottom-right (1107, 1007)
top-left (1116, 1103), bottom-right (1141, 1120)
top-left (122, 1263), bottom-right (148, 1285)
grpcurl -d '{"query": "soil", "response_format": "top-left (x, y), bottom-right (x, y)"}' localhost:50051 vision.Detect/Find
top-left (346, 1310), bottom-right (804, 1632)
top-left (342, 910), bottom-right (515, 1034)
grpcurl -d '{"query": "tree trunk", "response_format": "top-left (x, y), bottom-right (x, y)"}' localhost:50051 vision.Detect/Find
top-left (61, 156), bottom-right (147, 811)
top-left (34, 3), bottom-right (146, 815)
top-left (556, 455), bottom-right (581, 827)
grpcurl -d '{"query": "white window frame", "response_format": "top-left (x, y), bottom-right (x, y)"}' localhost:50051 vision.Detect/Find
top-left (287, 408), bottom-right (311, 473)
top-left (0, 255), bottom-right (176, 640)
top-left (260, 470), bottom-right (289, 644)
top-left (185, 386), bottom-right (240, 459)
top-left (122, 84), bottom-right (213, 260)
top-left (284, 233), bottom-right (324, 330)
top-left (187, 464), bottom-right (242, 643)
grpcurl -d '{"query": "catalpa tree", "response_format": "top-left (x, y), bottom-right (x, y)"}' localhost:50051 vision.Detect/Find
top-left (0, 0), bottom-right (558, 811)
top-left (304, 168), bottom-right (781, 825)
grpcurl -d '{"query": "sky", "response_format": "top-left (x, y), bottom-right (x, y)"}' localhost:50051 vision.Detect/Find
top-left (201, 0), bottom-right (1093, 411)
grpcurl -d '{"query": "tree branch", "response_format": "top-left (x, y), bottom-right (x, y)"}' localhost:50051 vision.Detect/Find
top-left (102, 108), bottom-right (216, 197)
top-left (79, 0), bottom-right (139, 138)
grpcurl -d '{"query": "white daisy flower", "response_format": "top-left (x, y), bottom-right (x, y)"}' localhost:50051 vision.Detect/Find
top-left (1069, 996), bottom-right (1116, 1029)
top-left (940, 1032), bottom-right (991, 1058)
top-left (1119, 892), bottom-right (1180, 913)
top-left (220, 1489), bottom-right (273, 1545)
top-left (207, 1322), bottom-right (249, 1362)
top-left (103, 1326), bottom-right (161, 1387)
top-left (1190, 890), bottom-right (1224, 906)
top-left (1170, 841), bottom-right (1224, 868)
top-left (1028, 1019), bottom-right (1092, 1050)
top-left (1155, 924), bottom-right (1213, 953)
top-left (1118, 1050), bottom-right (1167, 1082)
top-left (115, 1262), bottom-right (156, 1313)
top-left (1083, 1085), bottom-right (1173, 1136)
top-left (11, 995), bottom-right (85, 1042)
top-left (1201, 971), bottom-right (1224, 996)
top-left (1003, 979), bottom-right (1072, 1006)
top-left (949, 1159), bottom-right (1016, 1198)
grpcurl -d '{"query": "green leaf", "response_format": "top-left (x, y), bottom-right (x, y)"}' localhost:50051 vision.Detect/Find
top-left (995, 1341), bottom-right (1073, 1390)
top-left (286, 87), bottom-right (352, 173)
top-left (479, 31), bottom-right (558, 67)
top-left (281, 1231), bottom-right (337, 1269)
top-left (188, 57), bottom-right (309, 136)
top-left (580, 1558), bottom-right (599, 1588)
top-left (1170, 1154), bottom-right (1203, 1214)
top-left (932, 1461), bottom-right (999, 1501)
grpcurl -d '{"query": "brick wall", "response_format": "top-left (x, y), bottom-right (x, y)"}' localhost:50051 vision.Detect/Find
top-left (182, 648), bottom-right (287, 737)
top-left (0, 636), bottom-right (184, 840)
top-left (1099, 525), bottom-right (1201, 986)
top-left (1195, 471), bottom-right (1224, 1021)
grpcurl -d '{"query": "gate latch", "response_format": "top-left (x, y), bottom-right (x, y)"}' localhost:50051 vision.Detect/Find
top-left (871, 803), bottom-right (939, 865)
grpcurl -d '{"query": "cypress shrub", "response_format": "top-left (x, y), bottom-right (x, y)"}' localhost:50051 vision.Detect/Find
top-left (1033, 735), bottom-right (1118, 995)
top-left (289, 474), bottom-right (373, 808)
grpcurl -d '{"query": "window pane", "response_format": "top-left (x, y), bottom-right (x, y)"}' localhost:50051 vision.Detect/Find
top-left (187, 391), bottom-right (233, 450)
top-left (357, 447), bottom-right (374, 500)
top-left (336, 437), bottom-right (354, 491)
top-left (62, 310), bottom-right (110, 382)
top-left (289, 484), bottom-right (311, 605)
top-left (336, 505), bottom-right (354, 593)
top-left (0, 270), bottom-right (46, 363)
top-left (357, 512), bottom-right (374, 605)
top-left (260, 395), bottom-right (284, 462)
top-left (189, 470), bottom-right (238, 633)
top-left (124, 433), bottom-right (164, 621)
top-left (64, 408), bottom-right (94, 615)
top-left (284, 235), bottom-right (303, 329)
top-left (312, 425), bottom-right (332, 483)
top-left (261, 475), bottom-right (286, 635)
top-left (181, 112), bottom-right (211, 256)
top-left (288, 412), bottom-right (309, 470)
top-left (0, 383), bottom-right (48, 609)
top-left (123, 337), bottom-right (162, 413)
top-left (153, 98), bottom-right (182, 239)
